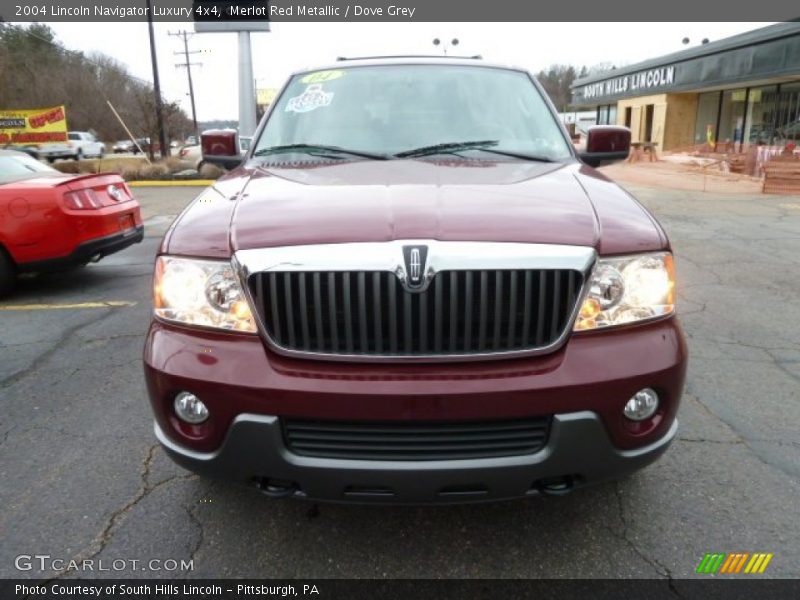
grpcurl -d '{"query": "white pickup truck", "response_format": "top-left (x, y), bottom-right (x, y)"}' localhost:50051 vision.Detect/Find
top-left (66, 131), bottom-right (105, 159)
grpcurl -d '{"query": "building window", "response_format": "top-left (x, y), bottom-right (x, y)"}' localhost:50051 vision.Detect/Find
top-left (596, 104), bottom-right (616, 125)
top-left (643, 105), bottom-right (655, 142)
top-left (624, 107), bottom-right (632, 128)
top-left (744, 86), bottom-right (778, 145)
top-left (694, 92), bottom-right (720, 146)
top-left (718, 89), bottom-right (747, 151)
top-left (775, 82), bottom-right (800, 144)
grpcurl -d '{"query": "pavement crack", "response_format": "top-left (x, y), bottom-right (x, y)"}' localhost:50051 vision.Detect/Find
top-left (44, 444), bottom-right (194, 581)
top-left (610, 483), bottom-right (682, 596)
top-left (685, 393), bottom-right (800, 482)
top-left (45, 358), bottom-right (143, 386)
top-left (0, 425), bottom-right (15, 447)
top-left (771, 358), bottom-right (800, 385)
top-left (184, 501), bottom-right (207, 572)
top-left (0, 309), bottom-right (117, 390)
top-left (677, 436), bottom-right (744, 445)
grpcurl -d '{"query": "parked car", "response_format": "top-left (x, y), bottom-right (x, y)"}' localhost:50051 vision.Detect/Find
top-left (134, 138), bottom-right (150, 154)
top-left (2, 144), bottom-right (39, 159)
top-left (181, 136), bottom-right (250, 170)
top-left (178, 144), bottom-right (202, 169)
top-left (144, 58), bottom-right (687, 503)
top-left (0, 149), bottom-right (143, 296)
top-left (37, 141), bottom-right (75, 163)
top-left (67, 131), bottom-right (105, 160)
top-left (112, 139), bottom-right (136, 154)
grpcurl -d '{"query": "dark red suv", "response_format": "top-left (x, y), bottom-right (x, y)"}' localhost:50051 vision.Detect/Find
top-left (144, 58), bottom-right (687, 503)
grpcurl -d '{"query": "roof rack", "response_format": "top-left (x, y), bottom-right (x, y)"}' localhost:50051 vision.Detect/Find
top-left (335, 54), bottom-right (483, 61)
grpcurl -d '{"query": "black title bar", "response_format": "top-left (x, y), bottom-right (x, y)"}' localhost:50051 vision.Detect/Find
top-left (3, 0), bottom-right (799, 22)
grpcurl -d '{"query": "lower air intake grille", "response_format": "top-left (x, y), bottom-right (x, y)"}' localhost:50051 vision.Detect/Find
top-left (282, 416), bottom-right (552, 461)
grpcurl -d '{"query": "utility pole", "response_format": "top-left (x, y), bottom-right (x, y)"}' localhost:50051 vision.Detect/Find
top-left (145, 0), bottom-right (168, 158)
top-left (169, 30), bottom-right (203, 143)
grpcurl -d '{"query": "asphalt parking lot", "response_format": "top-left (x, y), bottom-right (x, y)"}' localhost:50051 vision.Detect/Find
top-left (1, 183), bottom-right (798, 581)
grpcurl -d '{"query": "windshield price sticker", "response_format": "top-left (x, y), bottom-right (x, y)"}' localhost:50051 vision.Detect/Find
top-left (301, 70), bottom-right (346, 84)
top-left (286, 85), bottom-right (335, 113)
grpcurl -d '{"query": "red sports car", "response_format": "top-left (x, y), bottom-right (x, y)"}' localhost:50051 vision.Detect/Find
top-left (0, 149), bottom-right (144, 296)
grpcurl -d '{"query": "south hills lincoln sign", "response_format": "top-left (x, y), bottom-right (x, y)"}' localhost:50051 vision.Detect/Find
top-left (579, 66), bottom-right (677, 102)
top-left (571, 23), bottom-right (800, 106)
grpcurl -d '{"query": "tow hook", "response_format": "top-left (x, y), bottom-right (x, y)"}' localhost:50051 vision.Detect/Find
top-left (255, 478), bottom-right (299, 499)
top-left (535, 475), bottom-right (576, 496)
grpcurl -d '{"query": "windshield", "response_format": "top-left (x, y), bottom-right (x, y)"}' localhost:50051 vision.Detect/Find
top-left (254, 65), bottom-right (573, 161)
top-left (0, 153), bottom-right (59, 185)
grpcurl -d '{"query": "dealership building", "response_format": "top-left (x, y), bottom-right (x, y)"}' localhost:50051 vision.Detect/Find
top-left (570, 22), bottom-right (800, 153)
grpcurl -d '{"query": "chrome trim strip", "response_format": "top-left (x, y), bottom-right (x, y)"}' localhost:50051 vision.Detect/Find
top-left (233, 241), bottom-right (597, 363)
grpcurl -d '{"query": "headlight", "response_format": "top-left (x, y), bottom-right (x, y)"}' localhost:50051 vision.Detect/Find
top-left (154, 256), bottom-right (256, 332)
top-left (574, 252), bottom-right (675, 331)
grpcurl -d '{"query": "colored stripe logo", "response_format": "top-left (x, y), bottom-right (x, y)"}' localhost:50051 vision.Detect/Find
top-left (696, 553), bottom-right (773, 574)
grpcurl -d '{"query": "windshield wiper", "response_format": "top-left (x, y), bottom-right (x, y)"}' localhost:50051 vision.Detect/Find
top-left (394, 140), bottom-right (554, 162)
top-left (253, 143), bottom-right (389, 160)
top-left (394, 140), bottom-right (499, 158)
top-left (476, 148), bottom-right (555, 162)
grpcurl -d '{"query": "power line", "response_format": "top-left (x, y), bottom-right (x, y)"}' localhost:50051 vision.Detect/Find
top-left (169, 30), bottom-right (204, 142)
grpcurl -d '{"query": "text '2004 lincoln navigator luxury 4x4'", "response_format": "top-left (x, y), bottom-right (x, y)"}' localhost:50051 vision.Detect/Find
top-left (144, 58), bottom-right (687, 503)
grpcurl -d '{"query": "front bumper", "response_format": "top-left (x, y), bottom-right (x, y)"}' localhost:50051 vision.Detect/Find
top-left (155, 411), bottom-right (677, 503)
top-left (145, 317), bottom-right (687, 502)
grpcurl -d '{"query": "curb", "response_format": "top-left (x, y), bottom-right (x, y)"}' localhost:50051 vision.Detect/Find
top-left (128, 180), bottom-right (215, 187)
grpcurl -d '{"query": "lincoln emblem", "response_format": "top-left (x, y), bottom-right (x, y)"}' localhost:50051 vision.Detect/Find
top-left (409, 248), bottom-right (421, 281)
top-left (402, 245), bottom-right (428, 290)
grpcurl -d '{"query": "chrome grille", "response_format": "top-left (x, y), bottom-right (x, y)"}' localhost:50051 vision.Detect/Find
top-left (283, 416), bottom-right (552, 460)
top-left (248, 268), bottom-right (583, 358)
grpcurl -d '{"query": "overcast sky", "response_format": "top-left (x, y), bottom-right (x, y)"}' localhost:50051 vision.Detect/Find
top-left (45, 22), bottom-right (773, 121)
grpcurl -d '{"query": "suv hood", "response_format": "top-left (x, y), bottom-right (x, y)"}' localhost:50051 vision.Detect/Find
top-left (164, 159), bottom-right (666, 258)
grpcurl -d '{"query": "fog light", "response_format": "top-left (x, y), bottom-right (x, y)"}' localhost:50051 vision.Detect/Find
top-left (623, 388), bottom-right (659, 421)
top-left (174, 392), bottom-right (209, 424)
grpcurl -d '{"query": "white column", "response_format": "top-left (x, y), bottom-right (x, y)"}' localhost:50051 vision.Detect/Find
top-left (238, 31), bottom-right (257, 137)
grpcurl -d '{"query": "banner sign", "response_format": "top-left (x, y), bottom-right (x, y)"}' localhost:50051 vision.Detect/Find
top-left (0, 106), bottom-right (69, 146)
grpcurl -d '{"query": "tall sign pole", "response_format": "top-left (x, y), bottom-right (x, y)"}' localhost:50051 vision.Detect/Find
top-left (237, 31), bottom-right (257, 137)
top-left (145, 0), bottom-right (169, 157)
top-left (194, 16), bottom-right (269, 139)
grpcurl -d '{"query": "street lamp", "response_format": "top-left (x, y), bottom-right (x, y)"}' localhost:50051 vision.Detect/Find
top-left (432, 38), bottom-right (459, 56)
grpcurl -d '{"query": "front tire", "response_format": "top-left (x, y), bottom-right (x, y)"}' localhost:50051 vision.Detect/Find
top-left (0, 250), bottom-right (16, 297)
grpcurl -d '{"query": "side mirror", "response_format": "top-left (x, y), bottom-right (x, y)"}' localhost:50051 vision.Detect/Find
top-left (579, 126), bottom-right (631, 167)
top-left (201, 129), bottom-right (243, 170)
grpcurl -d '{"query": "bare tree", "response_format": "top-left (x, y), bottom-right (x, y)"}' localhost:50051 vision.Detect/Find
top-left (0, 23), bottom-right (191, 144)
